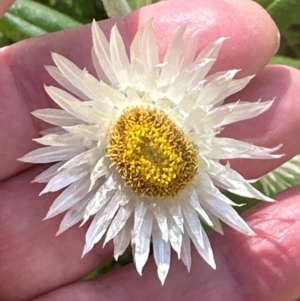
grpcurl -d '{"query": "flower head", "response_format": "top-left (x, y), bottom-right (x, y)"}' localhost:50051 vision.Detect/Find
top-left (20, 20), bottom-right (281, 284)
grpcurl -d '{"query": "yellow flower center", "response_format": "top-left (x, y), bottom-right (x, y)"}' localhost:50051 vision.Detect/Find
top-left (107, 107), bottom-right (198, 198)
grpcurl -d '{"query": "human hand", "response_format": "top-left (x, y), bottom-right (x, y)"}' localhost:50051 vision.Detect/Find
top-left (1, 0), bottom-right (300, 300)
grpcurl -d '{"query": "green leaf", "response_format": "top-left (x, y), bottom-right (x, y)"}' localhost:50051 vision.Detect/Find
top-left (102, 0), bottom-right (131, 17)
top-left (9, 0), bottom-right (81, 32)
top-left (127, 0), bottom-right (137, 9)
top-left (253, 0), bottom-right (274, 8)
top-left (0, 32), bottom-right (11, 47)
top-left (0, 12), bottom-right (48, 41)
top-left (265, 0), bottom-right (300, 30)
top-left (80, 248), bottom-right (133, 281)
top-left (127, 0), bottom-right (159, 10)
top-left (256, 154), bottom-right (300, 197)
top-left (254, 0), bottom-right (300, 62)
top-left (269, 55), bottom-right (300, 69)
top-left (40, 0), bottom-right (107, 23)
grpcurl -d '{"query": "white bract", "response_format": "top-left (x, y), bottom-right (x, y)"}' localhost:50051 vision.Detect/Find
top-left (20, 20), bottom-right (281, 284)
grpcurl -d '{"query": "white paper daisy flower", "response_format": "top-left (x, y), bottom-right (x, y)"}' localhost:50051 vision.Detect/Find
top-left (20, 20), bottom-right (281, 284)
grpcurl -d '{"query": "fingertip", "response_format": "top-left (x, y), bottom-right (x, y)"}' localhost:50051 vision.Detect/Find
top-left (125, 0), bottom-right (280, 76)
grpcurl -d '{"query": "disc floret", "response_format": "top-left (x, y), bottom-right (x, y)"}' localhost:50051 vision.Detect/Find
top-left (107, 107), bottom-right (198, 198)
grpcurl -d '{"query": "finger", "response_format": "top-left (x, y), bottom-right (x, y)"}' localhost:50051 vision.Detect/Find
top-left (0, 0), bottom-right (15, 17)
top-left (31, 186), bottom-right (300, 301)
top-left (222, 65), bottom-right (300, 179)
top-left (0, 0), bottom-right (279, 180)
top-left (135, 0), bottom-right (280, 75)
top-left (0, 167), bottom-right (112, 301)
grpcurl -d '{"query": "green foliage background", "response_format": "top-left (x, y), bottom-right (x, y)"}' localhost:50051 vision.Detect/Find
top-left (0, 0), bottom-right (299, 294)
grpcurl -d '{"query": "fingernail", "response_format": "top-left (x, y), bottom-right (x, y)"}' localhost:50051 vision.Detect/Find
top-left (273, 29), bottom-right (281, 56)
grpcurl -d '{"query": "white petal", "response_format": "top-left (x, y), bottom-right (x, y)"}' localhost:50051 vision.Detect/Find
top-left (180, 230), bottom-right (192, 272)
top-left (32, 108), bottom-right (82, 127)
top-left (144, 66), bottom-right (161, 100)
top-left (180, 29), bottom-right (199, 66)
top-left (32, 161), bottom-right (65, 183)
top-left (140, 19), bottom-right (159, 73)
top-left (189, 187), bottom-right (213, 227)
top-left (154, 97), bottom-right (173, 112)
top-left (114, 215), bottom-right (134, 260)
top-left (140, 92), bottom-right (154, 107)
top-left (220, 99), bottom-right (274, 126)
top-left (167, 59), bottom-right (213, 105)
top-left (169, 203), bottom-right (184, 232)
top-left (19, 146), bottom-right (86, 163)
top-left (45, 175), bottom-right (90, 219)
top-left (39, 126), bottom-right (66, 136)
top-left (208, 162), bottom-right (274, 202)
top-left (208, 138), bottom-right (282, 159)
top-left (201, 199), bottom-right (255, 236)
top-left (153, 206), bottom-right (169, 242)
top-left (182, 203), bottom-right (204, 249)
top-left (83, 189), bottom-right (123, 255)
top-left (60, 147), bottom-right (102, 171)
top-left (97, 81), bottom-right (129, 108)
top-left (56, 192), bottom-right (92, 235)
top-left (167, 216), bottom-right (182, 257)
top-left (129, 25), bottom-right (146, 85)
top-left (130, 20), bottom-right (159, 77)
top-left (104, 198), bottom-right (135, 245)
top-left (205, 100), bottom-right (273, 128)
top-left (98, 189), bottom-right (124, 226)
top-left (79, 70), bottom-right (115, 108)
top-left (44, 86), bottom-right (103, 124)
top-left (152, 219), bottom-right (171, 285)
top-left (183, 106), bottom-right (207, 133)
top-left (109, 25), bottom-right (130, 89)
top-left (83, 176), bottom-right (116, 222)
top-left (194, 70), bottom-right (240, 107)
top-left (214, 75), bottom-right (254, 105)
top-left (40, 164), bottom-right (89, 194)
top-left (183, 204), bottom-right (216, 268)
top-left (92, 20), bottom-right (117, 85)
top-left (185, 60), bottom-right (215, 92)
top-left (34, 133), bottom-right (91, 147)
top-left (159, 26), bottom-right (186, 86)
top-left (125, 86), bottom-right (142, 103)
top-left (91, 47), bottom-right (110, 84)
top-left (133, 210), bottom-right (153, 275)
top-left (196, 37), bottom-right (227, 61)
top-left (205, 211), bottom-right (224, 235)
top-left (132, 201), bottom-right (148, 244)
top-left (45, 65), bottom-right (89, 100)
top-left (194, 173), bottom-right (241, 207)
top-left (63, 124), bottom-right (105, 142)
top-left (82, 205), bottom-right (106, 255)
top-left (89, 156), bottom-right (108, 190)
top-left (177, 37), bottom-right (226, 95)
top-left (51, 53), bottom-right (96, 100)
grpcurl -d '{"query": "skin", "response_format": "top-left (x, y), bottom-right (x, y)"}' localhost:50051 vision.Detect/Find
top-left (0, 0), bottom-right (300, 300)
